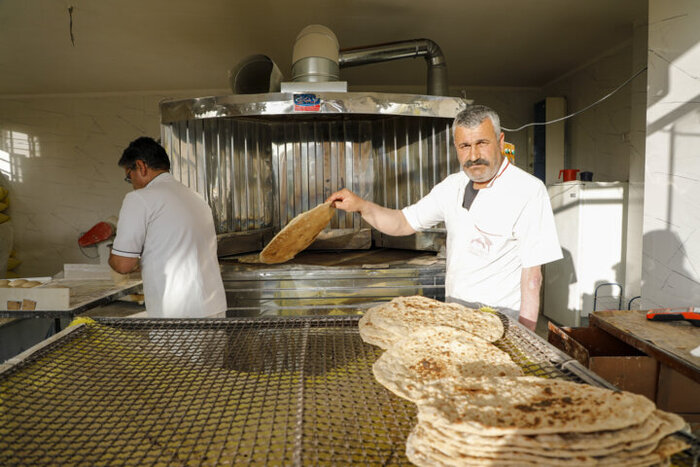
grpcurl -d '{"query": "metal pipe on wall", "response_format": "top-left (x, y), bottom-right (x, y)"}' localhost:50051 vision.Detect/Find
top-left (338, 39), bottom-right (448, 96)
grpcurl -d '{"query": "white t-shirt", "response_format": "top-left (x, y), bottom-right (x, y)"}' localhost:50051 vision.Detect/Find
top-left (112, 173), bottom-right (227, 318)
top-left (402, 160), bottom-right (562, 311)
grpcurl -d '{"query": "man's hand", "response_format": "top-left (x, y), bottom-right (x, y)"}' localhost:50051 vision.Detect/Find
top-left (326, 188), bottom-right (416, 237)
top-left (326, 188), bottom-right (366, 213)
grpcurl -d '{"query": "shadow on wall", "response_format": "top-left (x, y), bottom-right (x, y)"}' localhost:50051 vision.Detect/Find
top-left (583, 278), bottom-right (624, 313)
top-left (542, 247), bottom-right (576, 321)
top-left (646, 10), bottom-right (698, 111)
top-left (579, 260), bottom-right (625, 314)
top-left (642, 229), bottom-right (700, 308)
top-left (642, 5), bottom-right (700, 312)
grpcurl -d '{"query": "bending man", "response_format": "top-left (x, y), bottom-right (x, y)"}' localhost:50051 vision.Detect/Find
top-left (109, 137), bottom-right (227, 318)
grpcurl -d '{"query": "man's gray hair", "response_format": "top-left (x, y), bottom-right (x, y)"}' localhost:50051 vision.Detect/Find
top-left (452, 105), bottom-right (502, 137)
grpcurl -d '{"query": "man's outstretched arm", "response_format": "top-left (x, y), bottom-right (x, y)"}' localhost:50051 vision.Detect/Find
top-left (326, 188), bottom-right (416, 236)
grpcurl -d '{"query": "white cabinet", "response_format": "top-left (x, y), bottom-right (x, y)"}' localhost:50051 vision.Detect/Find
top-left (544, 182), bottom-right (628, 326)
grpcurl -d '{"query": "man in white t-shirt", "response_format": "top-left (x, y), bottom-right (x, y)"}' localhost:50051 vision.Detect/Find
top-left (109, 137), bottom-right (227, 318)
top-left (326, 105), bottom-right (562, 330)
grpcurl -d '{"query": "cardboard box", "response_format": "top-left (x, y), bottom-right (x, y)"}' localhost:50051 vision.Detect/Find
top-left (548, 322), bottom-right (659, 401)
top-left (656, 364), bottom-right (700, 422)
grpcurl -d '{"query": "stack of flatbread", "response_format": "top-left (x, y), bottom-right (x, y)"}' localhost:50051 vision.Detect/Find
top-left (358, 295), bottom-right (690, 466)
top-left (408, 377), bottom-right (688, 466)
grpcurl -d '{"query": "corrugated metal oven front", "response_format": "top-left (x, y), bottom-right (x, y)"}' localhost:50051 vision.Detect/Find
top-left (159, 92), bottom-right (467, 316)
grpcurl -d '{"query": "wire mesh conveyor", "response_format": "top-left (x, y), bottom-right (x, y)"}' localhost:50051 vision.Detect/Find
top-left (1, 315), bottom-right (698, 465)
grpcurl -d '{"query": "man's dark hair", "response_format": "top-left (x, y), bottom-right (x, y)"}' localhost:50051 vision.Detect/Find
top-left (119, 136), bottom-right (171, 170)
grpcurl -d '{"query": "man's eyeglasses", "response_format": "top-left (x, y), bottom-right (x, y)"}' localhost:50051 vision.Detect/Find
top-left (124, 166), bottom-right (136, 183)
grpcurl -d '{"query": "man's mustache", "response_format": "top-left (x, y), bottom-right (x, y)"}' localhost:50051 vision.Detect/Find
top-left (464, 159), bottom-right (490, 168)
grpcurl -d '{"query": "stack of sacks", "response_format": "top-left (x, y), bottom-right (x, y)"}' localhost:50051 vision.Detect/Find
top-left (0, 186), bottom-right (8, 223)
top-left (359, 296), bottom-right (690, 466)
top-left (6, 250), bottom-right (20, 277)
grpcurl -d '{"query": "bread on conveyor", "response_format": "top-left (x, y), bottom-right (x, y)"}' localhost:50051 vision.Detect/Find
top-left (372, 326), bottom-right (522, 402)
top-left (359, 296), bottom-right (504, 349)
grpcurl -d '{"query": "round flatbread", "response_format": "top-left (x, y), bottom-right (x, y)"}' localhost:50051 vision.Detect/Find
top-left (372, 326), bottom-right (522, 402)
top-left (260, 202), bottom-right (334, 264)
top-left (357, 312), bottom-right (395, 349)
top-left (359, 296), bottom-right (504, 349)
top-left (416, 376), bottom-right (656, 436)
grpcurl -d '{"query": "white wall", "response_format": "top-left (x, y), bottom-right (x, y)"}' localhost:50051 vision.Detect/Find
top-left (538, 38), bottom-right (652, 307)
top-left (624, 19), bottom-right (650, 304)
top-left (543, 43), bottom-right (638, 182)
top-left (0, 90), bottom-right (224, 276)
top-left (642, 0), bottom-right (700, 308)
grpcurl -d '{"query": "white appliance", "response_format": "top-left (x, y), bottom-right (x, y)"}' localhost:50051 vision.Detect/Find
top-left (544, 181), bottom-right (628, 326)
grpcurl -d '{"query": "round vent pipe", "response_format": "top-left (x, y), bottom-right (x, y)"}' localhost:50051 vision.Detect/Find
top-left (338, 39), bottom-right (448, 96)
top-left (291, 25), bottom-right (340, 83)
top-left (290, 25), bottom-right (449, 96)
top-left (229, 54), bottom-right (284, 94)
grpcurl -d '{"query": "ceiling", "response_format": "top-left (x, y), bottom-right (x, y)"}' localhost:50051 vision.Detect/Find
top-left (0, 0), bottom-right (647, 96)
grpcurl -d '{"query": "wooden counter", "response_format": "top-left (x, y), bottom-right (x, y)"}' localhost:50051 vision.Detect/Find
top-left (590, 309), bottom-right (700, 384)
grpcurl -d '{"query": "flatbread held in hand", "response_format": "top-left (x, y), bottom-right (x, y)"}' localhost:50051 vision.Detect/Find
top-left (260, 202), bottom-right (335, 264)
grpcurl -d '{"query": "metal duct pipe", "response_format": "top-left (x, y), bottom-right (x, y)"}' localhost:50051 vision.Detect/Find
top-left (338, 39), bottom-right (448, 96)
top-left (291, 25), bottom-right (340, 83)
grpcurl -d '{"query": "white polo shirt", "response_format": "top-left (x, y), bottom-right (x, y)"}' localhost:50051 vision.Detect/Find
top-left (402, 160), bottom-right (562, 312)
top-left (112, 173), bottom-right (227, 318)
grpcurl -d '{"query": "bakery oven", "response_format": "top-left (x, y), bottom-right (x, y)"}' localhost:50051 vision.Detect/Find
top-left (159, 27), bottom-right (468, 316)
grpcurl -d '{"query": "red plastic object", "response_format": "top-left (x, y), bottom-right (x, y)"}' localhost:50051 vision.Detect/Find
top-left (558, 169), bottom-right (580, 182)
top-left (78, 221), bottom-right (115, 247)
top-left (646, 307), bottom-right (700, 327)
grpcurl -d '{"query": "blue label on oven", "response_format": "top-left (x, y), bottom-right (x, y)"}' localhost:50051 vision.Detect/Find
top-left (294, 93), bottom-right (321, 112)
